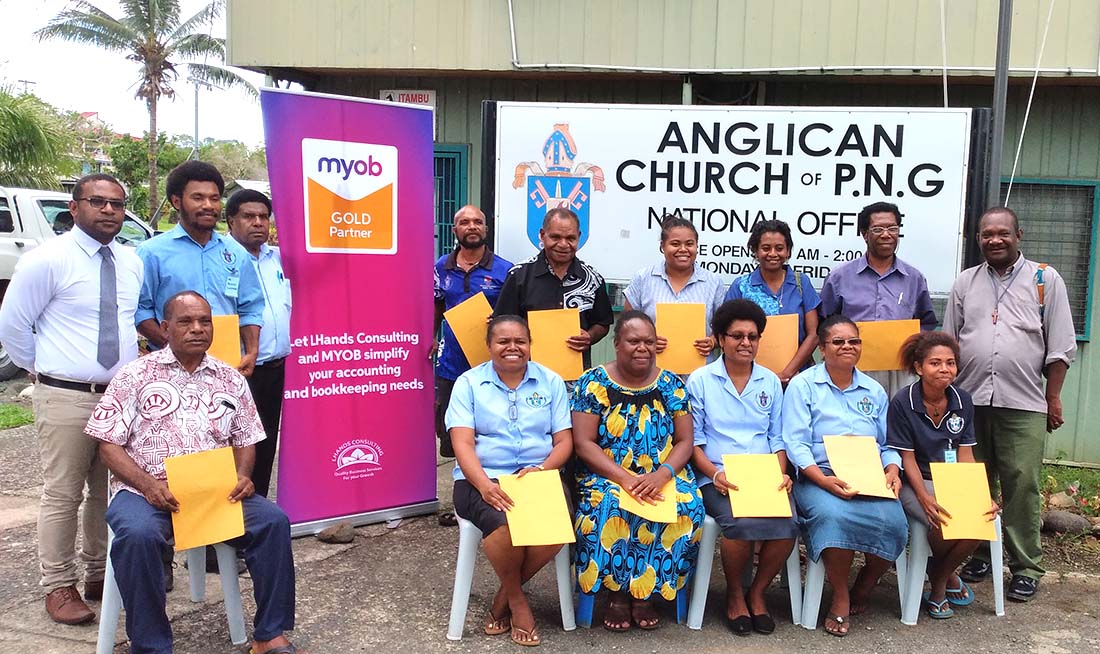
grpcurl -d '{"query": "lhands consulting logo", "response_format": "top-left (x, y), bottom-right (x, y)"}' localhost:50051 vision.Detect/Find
top-left (331, 438), bottom-right (385, 481)
top-left (301, 138), bottom-right (398, 254)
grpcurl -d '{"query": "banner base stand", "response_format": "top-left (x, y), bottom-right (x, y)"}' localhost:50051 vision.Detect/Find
top-left (289, 499), bottom-right (440, 538)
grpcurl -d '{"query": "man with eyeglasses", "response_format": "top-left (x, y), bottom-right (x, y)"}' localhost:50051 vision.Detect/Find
top-left (819, 201), bottom-right (937, 395)
top-left (0, 173), bottom-right (143, 625)
top-left (227, 189), bottom-right (289, 499)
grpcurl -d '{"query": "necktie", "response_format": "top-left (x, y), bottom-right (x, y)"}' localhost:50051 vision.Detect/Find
top-left (97, 246), bottom-right (119, 369)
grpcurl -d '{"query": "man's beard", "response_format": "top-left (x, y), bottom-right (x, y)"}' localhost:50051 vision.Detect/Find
top-left (458, 234), bottom-right (486, 249)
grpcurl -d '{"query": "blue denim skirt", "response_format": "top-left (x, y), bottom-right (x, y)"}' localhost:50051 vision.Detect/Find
top-left (793, 477), bottom-right (907, 563)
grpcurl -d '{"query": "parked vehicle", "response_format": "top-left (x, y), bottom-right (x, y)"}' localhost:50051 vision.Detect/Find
top-left (0, 187), bottom-right (155, 380)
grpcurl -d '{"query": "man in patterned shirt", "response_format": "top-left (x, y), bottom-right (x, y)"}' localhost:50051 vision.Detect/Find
top-left (86, 291), bottom-right (299, 654)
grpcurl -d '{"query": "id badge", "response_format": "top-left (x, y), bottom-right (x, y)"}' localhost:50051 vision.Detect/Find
top-left (944, 449), bottom-right (958, 464)
top-left (225, 273), bottom-right (240, 299)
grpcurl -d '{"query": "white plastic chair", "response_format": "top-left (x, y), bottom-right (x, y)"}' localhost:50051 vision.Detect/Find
top-left (900, 514), bottom-right (1005, 625)
top-left (446, 517), bottom-right (577, 640)
top-left (799, 542), bottom-right (908, 629)
top-left (686, 515), bottom-right (803, 629)
top-left (96, 530), bottom-right (247, 654)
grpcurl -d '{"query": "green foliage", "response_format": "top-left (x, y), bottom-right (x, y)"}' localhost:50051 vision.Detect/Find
top-left (198, 140), bottom-right (267, 181)
top-left (1043, 463), bottom-right (1100, 518)
top-left (0, 403), bottom-right (34, 430)
top-left (0, 88), bottom-right (78, 188)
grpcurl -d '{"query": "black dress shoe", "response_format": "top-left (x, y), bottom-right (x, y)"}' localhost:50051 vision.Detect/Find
top-left (750, 612), bottom-right (776, 635)
top-left (959, 558), bottom-right (992, 583)
top-left (726, 614), bottom-right (752, 636)
top-left (1007, 575), bottom-right (1039, 602)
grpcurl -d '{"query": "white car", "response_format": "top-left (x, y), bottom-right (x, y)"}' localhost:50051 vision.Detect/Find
top-left (0, 187), bottom-right (155, 380)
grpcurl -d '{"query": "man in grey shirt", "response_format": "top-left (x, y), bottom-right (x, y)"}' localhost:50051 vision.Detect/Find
top-left (943, 207), bottom-right (1077, 603)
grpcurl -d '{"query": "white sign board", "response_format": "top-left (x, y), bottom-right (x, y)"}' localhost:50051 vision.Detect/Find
top-left (381, 89), bottom-right (437, 138)
top-left (493, 102), bottom-right (971, 295)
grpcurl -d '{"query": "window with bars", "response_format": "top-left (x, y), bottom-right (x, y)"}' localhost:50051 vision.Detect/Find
top-left (433, 145), bottom-right (468, 259)
top-left (1002, 180), bottom-right (1096, 337)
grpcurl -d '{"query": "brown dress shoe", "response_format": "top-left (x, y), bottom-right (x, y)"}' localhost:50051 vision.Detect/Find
top-left (83, 580), bottom-right (104, 602)
top-left (45, 586), bottom-right (95, 625)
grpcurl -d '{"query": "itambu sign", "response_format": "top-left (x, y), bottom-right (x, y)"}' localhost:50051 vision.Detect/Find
top-left (492, 102), bottom-right (972, 295)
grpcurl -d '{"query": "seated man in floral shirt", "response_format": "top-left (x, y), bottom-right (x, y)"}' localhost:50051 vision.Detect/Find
top-left (86, 290), bottom-right (301, 654)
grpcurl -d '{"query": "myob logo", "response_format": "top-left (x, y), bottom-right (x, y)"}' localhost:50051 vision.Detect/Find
top-left (301, 137), bottom-right (398, 254)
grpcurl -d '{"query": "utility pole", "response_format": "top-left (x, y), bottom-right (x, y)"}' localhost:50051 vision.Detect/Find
top-left (15, 79), bottom-right (35, 95)
top-left (987, 0), bottom-right (1013, 208)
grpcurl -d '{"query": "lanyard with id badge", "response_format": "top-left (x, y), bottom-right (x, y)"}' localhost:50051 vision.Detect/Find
top-left (225, 270), bottom-right (241, 299)
top-left (944, 444), bottom-right (958, 464)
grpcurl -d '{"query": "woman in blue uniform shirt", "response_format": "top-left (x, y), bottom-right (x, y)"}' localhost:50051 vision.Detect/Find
top-left (782, 314), bottom-right (907, 637)
top-left (688, 299), bottom-right (796, 636)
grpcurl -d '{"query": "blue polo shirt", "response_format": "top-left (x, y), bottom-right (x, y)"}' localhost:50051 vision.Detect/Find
top-left (724, 266), bottom-right (821, 343)
top-left (687, 359), bottom-right (784, 486)
top-left (136, 225), bottom-right (264, 327)
top-left (782, 363), bottom-right (899, 473)
top-left (886, 382), bottom-right (976, 480)
top-left (434, 249), bottom-right (513, 381)
top-left (445, 360), bottom-right (571, 481)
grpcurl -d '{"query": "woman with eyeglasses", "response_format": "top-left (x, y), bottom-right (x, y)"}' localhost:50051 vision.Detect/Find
top-left (687, 300), bottom-right (796, 636)
top-left (571, 311), bottom-right (704, 632)
top-left (781, 315), bottom-right (907, 637)
top-left (724, 220), bottom-right (821, 384)
top-left (446, 315), bottom-right (573, 646)
top-left (622, 215), bottom-right (725, 361)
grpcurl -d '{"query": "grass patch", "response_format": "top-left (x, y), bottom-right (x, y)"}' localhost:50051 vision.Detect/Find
top-left (1043, 463), bottom-right (1100, 516)
top-left (0, 403), bottom-right (34, 429)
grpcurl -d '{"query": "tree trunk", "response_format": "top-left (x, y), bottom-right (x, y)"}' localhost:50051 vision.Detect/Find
top-left (147, 94), bottom-right (158, 221)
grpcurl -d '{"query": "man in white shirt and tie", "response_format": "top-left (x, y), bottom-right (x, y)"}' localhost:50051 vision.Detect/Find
top-left (226, 189), bottom-right (291, 498)
top-left (0, 174), bottom-right (143, 625)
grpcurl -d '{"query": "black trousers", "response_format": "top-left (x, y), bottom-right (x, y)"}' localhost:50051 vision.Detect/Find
top-left (248, 359), bottom-right (286, 498)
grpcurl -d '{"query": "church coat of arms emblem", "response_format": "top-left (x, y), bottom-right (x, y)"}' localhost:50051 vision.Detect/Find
top-left (512, 124), bottom-right (605, 249)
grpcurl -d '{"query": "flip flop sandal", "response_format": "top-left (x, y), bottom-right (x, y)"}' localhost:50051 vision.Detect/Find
top-left (945, 577), bottom-right (975, 607)
top-left (511, 625), bottom-right (541, 647)
top-left (602, 599), bottom-right (632, 632)
top-left (824, 614), bottom-right (849, 637)
top-left (484, 609), bottom-right (511, 636)
top-left (631, 600), bottom-right (661, 630)
top-left (925, 596), bottom-right (955, 619)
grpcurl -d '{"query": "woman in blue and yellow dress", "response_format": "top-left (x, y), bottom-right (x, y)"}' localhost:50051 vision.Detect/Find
top-left (571, 310), bottom-right (704, 632)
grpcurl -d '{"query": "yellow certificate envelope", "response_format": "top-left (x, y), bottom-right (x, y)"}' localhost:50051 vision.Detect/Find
top-left (164, 447), bottom-right (245, 551)
top-left (931, 462), bottom-right (998, 541)
top-left (208, 314), bottom-right (241, 367)
top-left (823, 435), bottom-right (895, 499)
top-left (529, 309), bottom-right (584, 380)
top-left (722, 453), bottom-right (792, 518)
top-left (613, 478), bottom-right (677, 523)
top-left (855, 319), bottom-right (920, 371)
top-left (498, 470), bottom-right (575, 546)
top-left (655, 303), bottom-right (706, 375)
top-left (442, 292), bottom-right (492, 367)
top-left (756, 313), bottom-right (799, 374)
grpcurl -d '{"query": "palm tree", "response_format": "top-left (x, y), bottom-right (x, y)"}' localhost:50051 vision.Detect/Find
top-left (37, 0), bottom-right (254, 217)
top-left (0, 88), bottom-right (76, 188)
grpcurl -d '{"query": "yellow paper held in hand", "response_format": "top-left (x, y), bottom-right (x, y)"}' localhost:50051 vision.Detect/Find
top-left (529, 309), bottom-right (584, 381)
top-left (823, 435), bottom-right (895, 499)
top-left (756, 313), bottom-right (799, 375)
top-left (931, 462), bottom-right (998, 541)
top-left (613, 478), bottom-right (677, 523)
top-left (498, 470), bottom-right (575, 546)
top-left (164, 447), bottom-right (245, 551)
top-left (442, 292), bottom-right (493, 367)
top-left (722, 453), bottom-right (792, 518)
top-left (655, 303), bottom-right (706, 375)
top-left (208, 314), bottom-right (241, 367)
top-left (854, 319), bottom-right (920, 371)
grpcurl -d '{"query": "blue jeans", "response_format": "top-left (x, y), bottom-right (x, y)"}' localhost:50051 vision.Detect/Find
top-left (106, 490), bottom-right (296, 654)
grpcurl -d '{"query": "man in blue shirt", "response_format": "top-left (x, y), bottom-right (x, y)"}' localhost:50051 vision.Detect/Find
top-left (228, 189), bottom-right (291, 498)
top-left (136, 161), bottom-right (265, 377)
top-left (434, 206), bottom-right (513, 457)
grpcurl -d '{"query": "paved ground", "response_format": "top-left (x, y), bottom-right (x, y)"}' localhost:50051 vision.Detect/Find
top-left (0, 411), bottom-right (1097, 653)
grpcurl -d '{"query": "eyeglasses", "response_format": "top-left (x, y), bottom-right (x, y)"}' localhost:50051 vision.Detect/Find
top-left (868, 226), bottom-right (901, 236)
top-left (828, 338), bottom-right (863, 347)
top-left (76, 197), bottom-right (126, 211)
top-left (507, 389), bottom-right (518, 421)
top-left (723, 332), bottom-right (760, 342)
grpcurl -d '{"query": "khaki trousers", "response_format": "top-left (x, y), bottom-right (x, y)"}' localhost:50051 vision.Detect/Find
top-left (33, 383), bottom-right (107, 591)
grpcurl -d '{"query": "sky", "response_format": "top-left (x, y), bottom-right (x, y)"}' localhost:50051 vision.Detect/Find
top-left (0, 0), bottom-right (267, 147)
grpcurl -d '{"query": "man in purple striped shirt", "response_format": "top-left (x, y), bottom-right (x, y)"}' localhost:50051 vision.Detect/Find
top-left (820, 202), bottom-right (937, 394)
